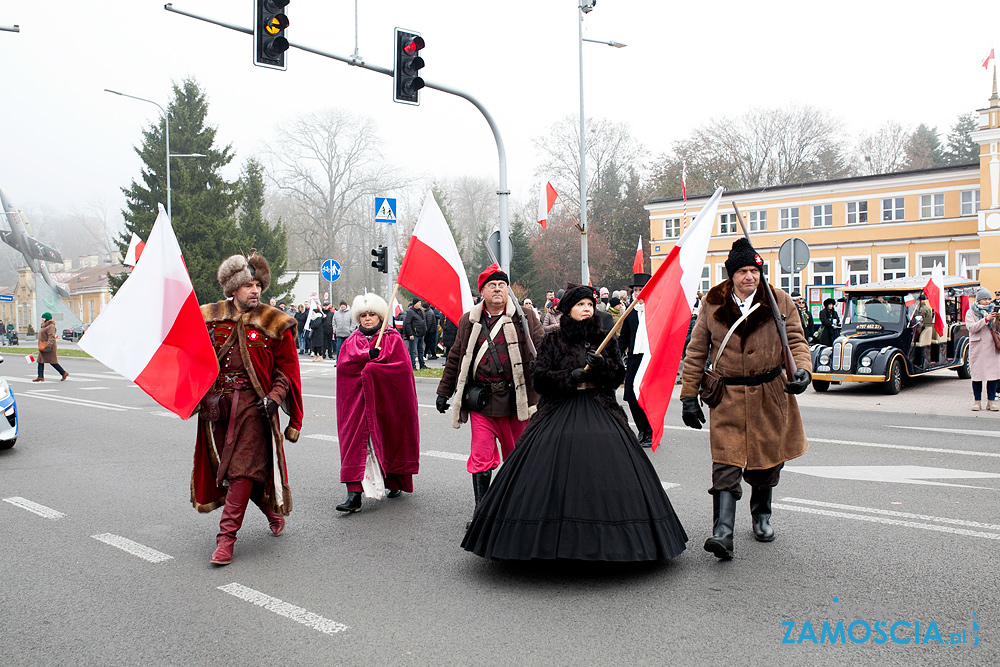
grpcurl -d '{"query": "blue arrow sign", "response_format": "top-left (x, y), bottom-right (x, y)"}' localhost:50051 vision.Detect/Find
top-left (0, 295), bottom-right (12, 302)
top-left (375, 197), bottom-right (397, 223)
top-left (321, 259), bottom-right (342, 282)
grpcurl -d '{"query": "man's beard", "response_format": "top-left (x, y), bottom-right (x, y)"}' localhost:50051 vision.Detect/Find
top-left (235, 295), bottom-right (258, 311)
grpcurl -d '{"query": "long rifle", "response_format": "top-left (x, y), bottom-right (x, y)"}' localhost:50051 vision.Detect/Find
top-left (731, 203), bottom-right (797, 375)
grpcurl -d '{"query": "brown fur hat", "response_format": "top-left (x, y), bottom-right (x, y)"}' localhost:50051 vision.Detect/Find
top-left (217, 251), bottom-right (271, 297)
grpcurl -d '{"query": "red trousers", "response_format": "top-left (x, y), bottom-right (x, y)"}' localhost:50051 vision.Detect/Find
top-left (467, 412), bottom-right (527, 474)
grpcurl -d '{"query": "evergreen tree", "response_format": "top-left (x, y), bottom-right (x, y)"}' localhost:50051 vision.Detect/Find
top-left (945, 113), bottom-right (979, 165)
top-left (235, 157), bottom-right (296, 303)
top-left (508, 210), bottom-right (539, 300)
top-left (111, 78), bottom-right (239, 302)
top-left (903, 123), bottom-right (947, 170)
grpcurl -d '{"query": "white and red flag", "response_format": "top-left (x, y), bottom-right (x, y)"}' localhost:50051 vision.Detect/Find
top-left (79, 204), bottom-right (217, 418)
top-left (923, 263), bottom-right (946, 336)
top-left (537, 181), bottom-right (558, 228)
top-left (397, 191), bottom-right (474, 326)
top-left (632, 236), bottom-right (644, 274)
top-left (123, 232), bottom-right (146, 267)
top-left (984, 48), bottom-right (995, 69)
top-left (632, 187), bottom-right (724, 450)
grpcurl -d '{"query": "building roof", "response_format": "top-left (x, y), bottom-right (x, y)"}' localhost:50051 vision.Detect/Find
top-left (53, 262), bottom-right (126, 294)
top-left (647, 163), bottom-right (980, 206)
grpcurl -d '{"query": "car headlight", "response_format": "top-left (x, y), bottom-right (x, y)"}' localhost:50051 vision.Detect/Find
top-left (0, 379), bottom-right (9, 401)
top-left (860, 356), bottom-right (872, 367)
top-left (819, 355), bottom-right (830, 365)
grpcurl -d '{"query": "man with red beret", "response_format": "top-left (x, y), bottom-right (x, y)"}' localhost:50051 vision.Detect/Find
top-left (436, 263), bottom-right (544, 522)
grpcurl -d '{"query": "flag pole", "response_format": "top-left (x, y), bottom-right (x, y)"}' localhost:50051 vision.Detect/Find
top-left (556, 192), bottom-right (582, 229)
top-left (584, 294), bottom-right (642, 370)
top-left (375, 283), bottom-right (399, 350)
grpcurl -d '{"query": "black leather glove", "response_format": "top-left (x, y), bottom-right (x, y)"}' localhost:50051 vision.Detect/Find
top-left (369, 347), bottom-right (380, 360)
top-left (681, 396), bottom-right (705, 430)
top-left (571, 367), bottom-right (589, 383)
top-left (436, 394), bottom-right (450, 414)
top-left (785, 368), bottom-right (811, 395)
top-left (257, 396), bottom-right (278, 418)
top-left (586, 352), bottom-right (606, 372)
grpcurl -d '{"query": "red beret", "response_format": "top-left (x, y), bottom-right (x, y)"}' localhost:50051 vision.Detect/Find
top-left (477, 263), bottom-right (509, 292)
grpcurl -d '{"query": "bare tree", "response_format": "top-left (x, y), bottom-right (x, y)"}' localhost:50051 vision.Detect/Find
top-left (855, 122), bottom-right (910, 176)
top-left (70, 197), bottom-right (121, 261)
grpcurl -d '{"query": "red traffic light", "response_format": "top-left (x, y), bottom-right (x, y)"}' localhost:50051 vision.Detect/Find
top-left (403, 35), bottom-right (424, 56)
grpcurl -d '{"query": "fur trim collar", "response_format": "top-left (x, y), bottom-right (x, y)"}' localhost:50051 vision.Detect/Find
top-left (705, 280), bottom-right (776, 347)
top-left (559, 313), bottom-right (602, 343)
top-left (201, 300), bottom-right (296, 340)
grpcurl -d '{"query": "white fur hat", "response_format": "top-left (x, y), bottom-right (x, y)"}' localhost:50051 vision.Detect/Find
top-left (351, 293), bottom-right (389, 324)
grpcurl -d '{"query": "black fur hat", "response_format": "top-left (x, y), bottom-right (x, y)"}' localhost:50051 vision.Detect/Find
top-left (558, 283), bottom-right (598, 315)
top-left (724, 238), bottom-right (763, 277)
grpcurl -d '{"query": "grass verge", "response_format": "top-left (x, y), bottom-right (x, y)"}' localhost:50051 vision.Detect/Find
top-left (1, 346), bottom-right (93, 359)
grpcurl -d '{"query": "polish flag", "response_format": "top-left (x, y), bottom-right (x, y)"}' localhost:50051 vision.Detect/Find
top-left (984, 48), bottom-right (995, 69)
top-left (537, 181), bottom-right (558, 228)
top-left (632, 237), bottom-right (644, 274)
top-left (123, 232), bottom-right (146, 267)
top-left (397, 191), bottom-right (474, 326)
top-left (79, 204), bottom-right (218, 418)
top-left (923, 263), bottom-right (946, 337)
top-left (633, 187), bottom-right (724, 450)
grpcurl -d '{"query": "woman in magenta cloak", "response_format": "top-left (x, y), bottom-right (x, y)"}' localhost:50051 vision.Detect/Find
top-left (335, 293), bottom-right (420, 512)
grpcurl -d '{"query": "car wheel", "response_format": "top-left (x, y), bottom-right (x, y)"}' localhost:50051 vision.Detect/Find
top-left (883, 358), bottom-right (903, 395)
top-left (957, 347), bottom-right (972, 379)
top-left (811, 379), bottom-right (830, 393)
top-left (0, 438), bottom-right (14, 450)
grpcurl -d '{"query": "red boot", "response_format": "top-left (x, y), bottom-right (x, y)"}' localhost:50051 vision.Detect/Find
top-left (211, 478), bottom-right (253, 565)
top-left (250, 482), bottom-right (285, 536)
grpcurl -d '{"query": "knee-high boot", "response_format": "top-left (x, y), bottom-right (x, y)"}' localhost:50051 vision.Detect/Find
top-left (211, 478), bottom-right (253, 565)
top-left (466, 470), bottom-right (492, 529)
top-left (750, 486), bottom-right (774, 542)
top-left (704, 490), bottom-right (738, 559)
top-left (251, 482), bottom-right (285, 536)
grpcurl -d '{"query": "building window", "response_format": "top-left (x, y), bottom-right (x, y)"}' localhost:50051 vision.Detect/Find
top-left (749, 210), bottom-right (767, 232)
top-left (719, 212), bottom-right (738, 235)
top-left (846, 201), bottom-right (868, 224)
top-left (663, 217), bottom-right (680, 239)
top-left (961, 190), bottom-right (981, 216)
top-left (780, 207), bottom-right (799, 230)
top-left (700, 266), bottom-right (711, 293)
top-left (811, 260), bottom-right (835, 285)
top-left (957, 251), bottom-right (980, 279)
top-left (88, 301), bottom-right (95, 322)
top-left (847, 259), bottom-right (869, 285)
top-left (880, 256), bottom-right (907, 281)
top-left (919, 193), bottom-right (945, 219)
top-left (779, 266), bottom-right (803, 294)
top-left (812, 204), bottom-right (833, 227)
top-left (882, 197), bottom-right (904, 221)
top-left (918, 254), bottom-right (946, 276)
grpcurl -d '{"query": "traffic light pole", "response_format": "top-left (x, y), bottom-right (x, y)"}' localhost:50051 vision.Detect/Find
top-left (163, 3), bottom-right (511, 274)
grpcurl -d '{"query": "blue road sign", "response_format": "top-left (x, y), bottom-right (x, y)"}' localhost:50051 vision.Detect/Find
top-left (321, 259), bottom-right (342, 282)
top-left (375, 197), bottom-right (397, 223)
top-left (0, 295), bottom-right (12, 302)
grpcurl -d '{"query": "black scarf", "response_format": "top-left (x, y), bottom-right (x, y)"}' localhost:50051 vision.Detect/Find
top-left (559, 313), bottom-right (602, 343)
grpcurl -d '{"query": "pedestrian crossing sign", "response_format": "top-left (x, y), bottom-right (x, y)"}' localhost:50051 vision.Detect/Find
top-left (375, 197), bottom-right (397, 223)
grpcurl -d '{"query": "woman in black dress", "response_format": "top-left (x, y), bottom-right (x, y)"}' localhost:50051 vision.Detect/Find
top-left (818, 298), bottom-right (841, 347)
top-left (461, 284), bottom-right (687, 561)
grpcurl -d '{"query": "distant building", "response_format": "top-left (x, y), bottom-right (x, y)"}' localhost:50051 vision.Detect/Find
top-left (3, 257), bottom-right (123, 333)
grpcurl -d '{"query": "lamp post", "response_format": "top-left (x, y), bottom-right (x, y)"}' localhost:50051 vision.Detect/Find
top-left (577, 1), bottom-right (625, 284)
top-left (104, 89), bottom-right (207, 221)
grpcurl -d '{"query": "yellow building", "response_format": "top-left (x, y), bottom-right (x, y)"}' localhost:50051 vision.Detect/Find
top-left (0, 261), bottom-right (122, 334)
top-left (645, 89), bottom-right (1000, 309)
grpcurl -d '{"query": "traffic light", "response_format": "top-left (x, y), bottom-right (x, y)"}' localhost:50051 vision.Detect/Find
top-left (371, 246), bottom-right (388, 273)
top-left (393, 28), bottom-right (424, 105)
top-left (254, 0), bottom-right (290, 70)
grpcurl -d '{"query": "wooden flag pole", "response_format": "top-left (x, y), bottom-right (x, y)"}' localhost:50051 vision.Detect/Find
top-left (556, 192), bottom-right (582, 229)
top-left (374, 283), bottom-right (399, 350)
top-left (583, 293), bottom-right (642, 370)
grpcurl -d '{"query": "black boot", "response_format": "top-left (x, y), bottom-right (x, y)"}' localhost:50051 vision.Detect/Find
top-left (466, 470), bottom-right (492, 529)
top-left (335, 491), bottom-right (362, 513)
top-left (638, 430), bottom-right (653, 449)
top-left (704, 491), bottom-right (737, 559)
top-left (750, 486), bottom-right (775, 542)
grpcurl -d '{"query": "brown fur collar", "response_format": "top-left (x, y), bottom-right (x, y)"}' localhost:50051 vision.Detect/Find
top-left (201, 300), bottom-right (296, 340)
top-left (705, 280), bottom-right (776, 348)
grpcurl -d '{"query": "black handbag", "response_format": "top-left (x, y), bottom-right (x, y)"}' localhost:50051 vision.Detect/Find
top-left (461, 383), bottom-right (489, 411)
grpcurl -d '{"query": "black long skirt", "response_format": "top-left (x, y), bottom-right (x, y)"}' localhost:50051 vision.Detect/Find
top-left (461, 392), bottom-right (688, 561)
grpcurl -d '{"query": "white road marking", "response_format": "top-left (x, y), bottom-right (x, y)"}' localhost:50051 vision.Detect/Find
top-left (780, 497), bottom-right (1000, 530)
top-left (423, 450), bottom-right (466, 461)
top-left (809, 437), bottom-right (1000, 459)
top-left (91, 533), bottom-right (173, 563)
top-left (6, 377), bottom-right (44, 383)
top-left (26, 388), bottom-right (58, 393)
top-left (79, 387), bottom-right (107, 391)
top-left (303, 434), bottom-right (338, 443)
top-left (302, 393), bottom-right (335, 400)
top-left (785, 465), bottom-right (1000, 488)
top-left (662, 482), bottom-right (681, 491)
top-left (68, 372), bottom-right (131, 382)
top-left (150, 411), bottom-right (180, 419)
top-left (17, 392), bottom-right (137, 412)
top-left (888, 425), bottom-right (1000, 439)
top-left (773, 503), bottom-right (1000, 541)
top-left (218, 583), bottom-right (348, 634)
top-left (417, 404), bottom-right (437, 410)
top-left (3, 496), bottom-right (65, 519)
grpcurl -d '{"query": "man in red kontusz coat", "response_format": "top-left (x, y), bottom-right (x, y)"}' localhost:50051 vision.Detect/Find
top-left (191, 252), bottom-right (303, 566)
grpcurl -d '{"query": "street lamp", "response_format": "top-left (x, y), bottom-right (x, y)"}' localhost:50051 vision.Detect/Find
top-left (578, 2), bottom-right (625, 284)
top-left (104, 89), bottom-right (207, 221)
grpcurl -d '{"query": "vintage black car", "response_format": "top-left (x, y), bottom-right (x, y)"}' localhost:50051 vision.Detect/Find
top-left (809, 276), bottom-right (977, 394)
